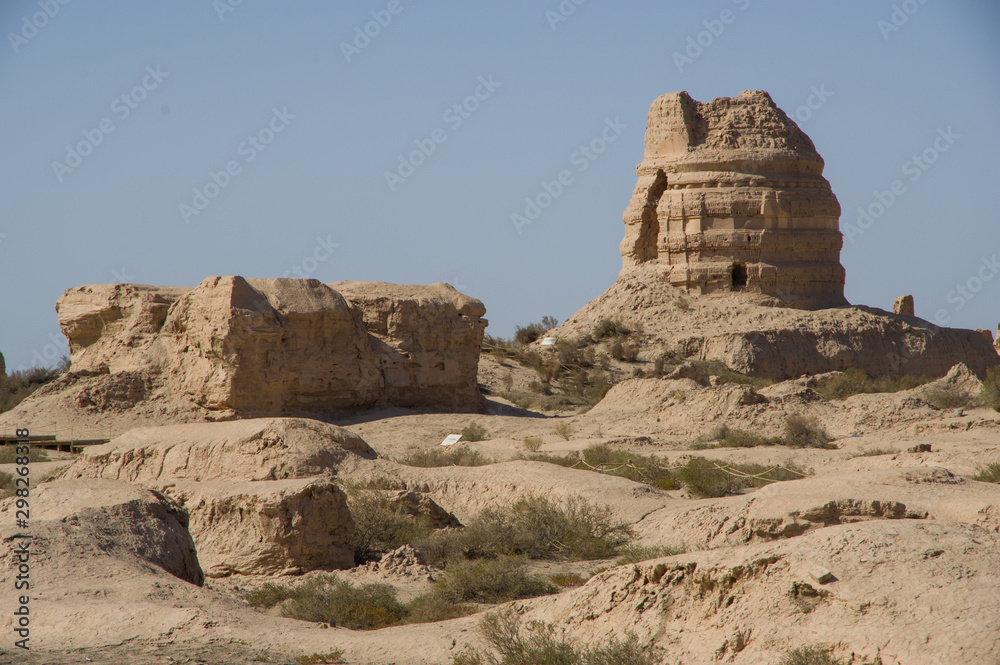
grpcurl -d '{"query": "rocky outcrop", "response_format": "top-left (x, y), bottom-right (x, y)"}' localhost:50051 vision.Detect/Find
top-left (161, 479), bottom-right (354, 577)
top-left (14, 276), bottom-right (485, 425)
top-left (894, 294), bottom-right (915, 316)
top-left (331, 281), bottom-right (488, 410)
top-left (620, 90), bottom-right (847, 309)
top-left (0, 479), bottom-right (203, 586)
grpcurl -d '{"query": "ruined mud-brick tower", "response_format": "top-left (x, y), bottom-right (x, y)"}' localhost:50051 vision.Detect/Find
top-left (619, 90), bottom-right (848, 309)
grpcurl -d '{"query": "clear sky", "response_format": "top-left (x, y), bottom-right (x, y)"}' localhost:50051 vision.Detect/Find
top-left (1, 1), bottom-right (998, 372)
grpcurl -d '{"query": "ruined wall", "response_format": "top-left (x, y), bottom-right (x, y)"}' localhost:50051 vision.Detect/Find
top-left (620, 90), bottom-right (847, 309)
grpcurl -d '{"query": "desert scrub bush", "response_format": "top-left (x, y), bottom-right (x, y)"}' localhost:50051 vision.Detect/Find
top-left (615, 544), bottom-right (685, 565)
top-left (673, 296), bottom-right (689, 311)
top-left (522, 436), bottom-right (543, 452)
top-left (608, 338), bottom-right (639, 362)
top-left (978, 367), bottom-right (1000, 411)
top-left (0, 359), bottom-right (68, 413)
top-left (296, 652), bottom-right (344, 665)
top-left (527, 444), bottom-right (677, 490)
top-left (698, 424), bottom-right (779, 448)
top-left (0, 444), bottom-right (47, 464)
top-left (462, 421), bottom-right (488, 442)
top-left (922, 385), bottom-right (974, 410)
top-left (816, 368), bottom-right (932, 401)
top-left (454, 608), bottom-right (663, 665)
top-left (677, 457), bottom-right (807, 498)
top-left (780, 646), bottom-right (843, 665)
top-left (434, 556), bottom-right (557, 603)
top-left (400, 447), bottom-right (492, 468)
top-left (344, 490), bottom-right (435, 564)
top-left (514, 317), bottom-right (559, 345)
top-left (548, 572), bottom-right (587, 588)
top-left (972, 463), bottom-right (1000, 483)
top-left (417, 495), bottom-right (632, 566)
top-left (592, 318), bottom-right (632, 340)
top-left (247, 575), bottom-right (407, 630)
top-left (853, 447), bottom-right (900, 458)
top-left (553, 422), bottom-right (573, 441)
top-left (782, 414), bottom-right (833, 448)
top-left (652, 349), bottom-right (681, 376)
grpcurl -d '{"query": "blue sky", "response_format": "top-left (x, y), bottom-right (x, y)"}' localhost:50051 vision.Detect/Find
top-left (1, 1), bottom-right (998, 371)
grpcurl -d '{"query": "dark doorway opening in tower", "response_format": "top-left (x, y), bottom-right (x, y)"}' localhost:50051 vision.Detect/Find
top-left (731, 263), bottom-right (748, 289)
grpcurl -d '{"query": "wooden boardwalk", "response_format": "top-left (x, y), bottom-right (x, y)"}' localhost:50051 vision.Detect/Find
top-left (0, 433), bottom-right (110, 454)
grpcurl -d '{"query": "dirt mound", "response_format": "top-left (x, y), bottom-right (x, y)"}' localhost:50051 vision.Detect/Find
top-left (63, 417), bottom-right (375, 483)
top-left (517, 520), bottom-right (1000, 664)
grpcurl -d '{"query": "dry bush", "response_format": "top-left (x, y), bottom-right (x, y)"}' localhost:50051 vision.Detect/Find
top-left (694, 360), bottom-right (773, 388)
top-left (673, 297), bottom-right (689, 311)
top-left (399, 447), bottom-right (492, 468)
top-left (248, 575), bottom-right (407, 630)
top-left (817, 367), bottom-right (932, 401)
top-left (297, 652), bottom-right (344, 665)
top-left (608, 338), bottom-right (639, 362)
top-left (922, 385), bottom-right (974, 410)
top-left (592, 318), bottom-right (632, 340)
top-left (554, 422), bottom-right (573, 440)
top-left (972, 463), bottom-right (1000, 483)
top-left (780, 646), bottom-right (844, 665)
top-left (462, 421), bottom-right (488, 442)
top-left (0, 359), bottom-right (67, 413)
top-left (677, 457), bottom-right (807, 498)
top-left (783, 415), bottom-right (833, 448)
top-left (979, 367), bottom-right (1000, 411)
top-left (433, 556), bottom-right (556, 604)
top-left (615, 545), bottom-right (685, 565)
top-left (548, 572), bottom-right (586, 588)
top-left (522, 436), bottom-right (543, 452)
top-left (344, 491), bottom-right (433, 564)
top-left (417, 495), bottom-right (632, 566)
top-left (514, 317), bottom-right (558, 345)
top-left (454, 608), bottom-right (663, 665)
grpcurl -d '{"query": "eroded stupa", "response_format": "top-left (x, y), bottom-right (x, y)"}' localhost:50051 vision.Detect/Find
top-left (619, 90), bottom-right (847, 309)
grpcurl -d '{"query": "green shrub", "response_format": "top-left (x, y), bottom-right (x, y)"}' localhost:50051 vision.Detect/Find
top-left (345, 491), bottom-right (433, 564)
top-left (462, 422), bottom-right (489, 442)
top-left (592, 318), bottom-right (632, 340)
top-left (677, 457), bottom-right (807, 498)
top-left (514, 317), bottom-right (558, 345)
top-left (972, 463), bottom-right (1000, 483)
top-left (979, 367), bottom-right (1000, 411)
top-left (783, 414), bottom-right (833, 448)
top-left (417, 495), bottom-right (632, 566)
top-left (652, 349), bottom-right (680, 376)
top-left (433, 556), bottom-right (556, 603)
top-left (454, 608), bottom-right (663, 665)
top-left (608, 338), bottom-right (639, 362)
top-left (249, 575), bottom-right (407, 630)
top-left (780, 646), bottom-right (843, 665)
top-left (400, 447), bottom-right (492, 468)
top-left (403, 590), bottom-right (474, 624)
